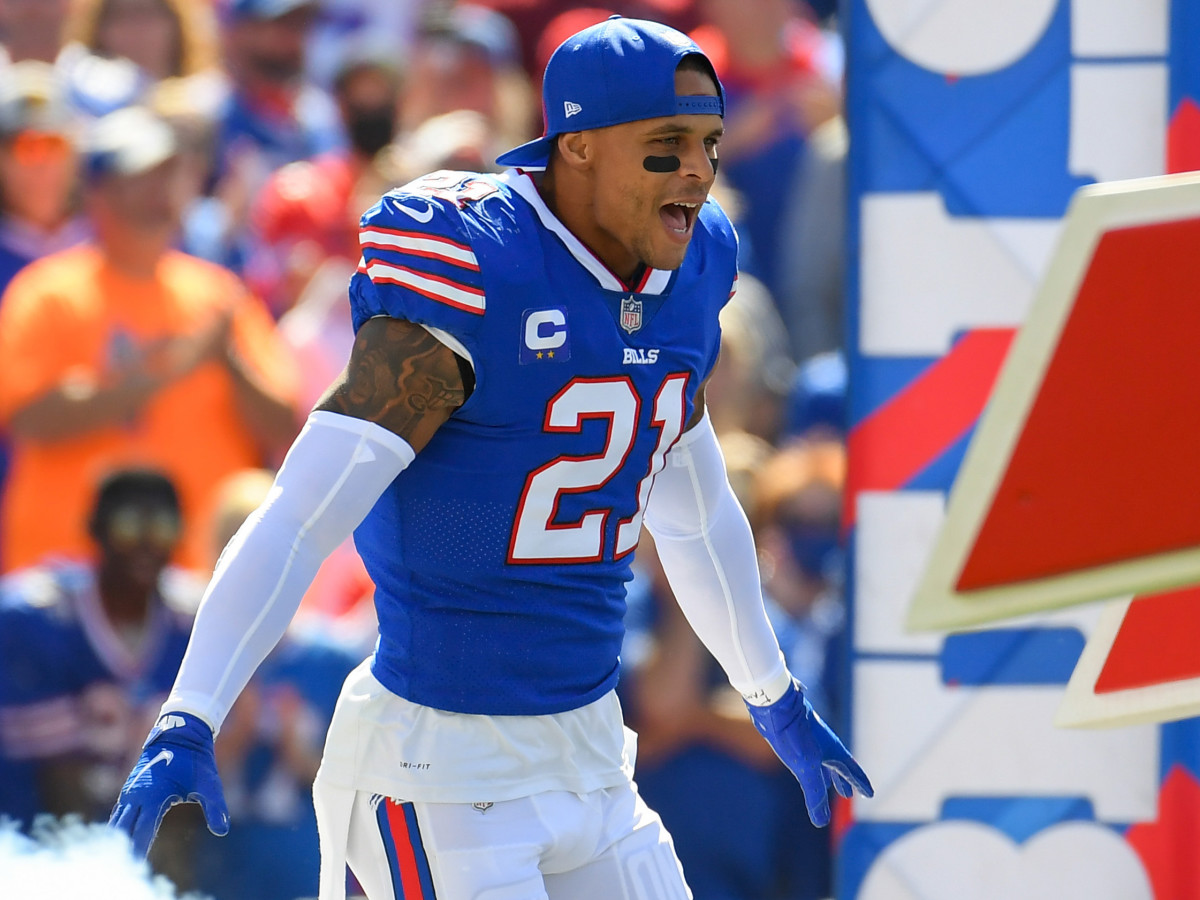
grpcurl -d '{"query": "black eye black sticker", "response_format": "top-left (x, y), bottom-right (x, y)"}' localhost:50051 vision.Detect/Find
top-left (643, 154), bottom-right (681, 173)
top-left (642, 155), bottom-right (719, 175)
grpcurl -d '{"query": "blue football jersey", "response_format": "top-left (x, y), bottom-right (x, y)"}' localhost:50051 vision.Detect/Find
top-left (350, 169), bottom-right (738, 716)
top-left (0, 564), bottom-right (198, 820)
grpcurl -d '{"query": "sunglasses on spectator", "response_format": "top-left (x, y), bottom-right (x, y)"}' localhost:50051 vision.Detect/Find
top-left (105, 507), bottom-right (182, 551)
top-left (7, 131), bottom-right (72, 166)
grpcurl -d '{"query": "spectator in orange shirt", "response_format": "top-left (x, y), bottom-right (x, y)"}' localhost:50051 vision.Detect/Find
top-left (0, 105), bottom-right (299, 574)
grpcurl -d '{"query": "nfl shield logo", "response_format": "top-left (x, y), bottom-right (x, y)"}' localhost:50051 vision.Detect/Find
top-left (620, 296), bottom-right (643, 333)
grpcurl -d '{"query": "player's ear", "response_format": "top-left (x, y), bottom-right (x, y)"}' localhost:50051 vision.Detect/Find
top-left (556, 131), bottom-right (593, 170)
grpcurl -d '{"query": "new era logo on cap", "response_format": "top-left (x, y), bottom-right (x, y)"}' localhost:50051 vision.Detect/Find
top-left (564, 101), bottom-right (582, 118)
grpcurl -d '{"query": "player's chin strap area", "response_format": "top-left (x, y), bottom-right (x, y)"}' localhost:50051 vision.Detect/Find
top-left (161, 411), bottom-right (415, 732)
top-left (643, 411), bottom-right (795, 706)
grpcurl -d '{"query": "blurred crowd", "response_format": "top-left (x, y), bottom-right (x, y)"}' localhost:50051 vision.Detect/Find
top-left (0, 1), bottom-right (849, 898)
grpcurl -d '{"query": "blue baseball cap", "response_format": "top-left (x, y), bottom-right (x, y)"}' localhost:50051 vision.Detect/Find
top-left (496, 15), bottom-right (724, 169)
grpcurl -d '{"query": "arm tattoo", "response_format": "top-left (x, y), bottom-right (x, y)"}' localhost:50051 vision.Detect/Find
top-left (315, 318), bottom-right (466, 450)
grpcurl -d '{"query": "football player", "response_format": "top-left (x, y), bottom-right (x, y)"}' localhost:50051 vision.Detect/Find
top-left (111, 17), bottom-right (871, 899)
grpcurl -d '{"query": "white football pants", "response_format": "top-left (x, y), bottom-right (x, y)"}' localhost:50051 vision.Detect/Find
top-left (335, 782), bottom-right (692, 900)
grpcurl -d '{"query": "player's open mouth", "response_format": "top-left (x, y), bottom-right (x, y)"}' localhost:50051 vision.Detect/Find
top-left (660, 201), bottom-right (700, 238)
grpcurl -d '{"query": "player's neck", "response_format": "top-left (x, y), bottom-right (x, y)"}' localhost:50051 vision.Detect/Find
top-left (96, 564), bottom-right (158, 626)
top-left (536, 167), bottom-right (641, 283)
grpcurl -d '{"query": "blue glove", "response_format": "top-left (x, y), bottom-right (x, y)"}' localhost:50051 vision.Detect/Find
top-left (745, 679), bottom-right (873, 828)
top-left (109, 711), bottom-right (230, 856)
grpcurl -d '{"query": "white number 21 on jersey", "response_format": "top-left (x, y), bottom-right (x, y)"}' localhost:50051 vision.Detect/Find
top-left (507, 374), bottom-right (688, 563)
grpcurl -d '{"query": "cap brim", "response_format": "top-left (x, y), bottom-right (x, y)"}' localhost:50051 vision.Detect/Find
top-left (232, 0), bottom-right (315, 19)
top-left (85, 110), bottom-right (179, 180)
top-left (268, 0), bottom-right (316, 16)
top-left (495, 135), bottom-right (554, 169)
top-left (114, 139), bottom-right (177, 177)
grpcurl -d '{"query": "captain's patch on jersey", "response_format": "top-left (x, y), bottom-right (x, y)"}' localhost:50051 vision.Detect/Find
top-left (520, 307), bottom-right (571, 363)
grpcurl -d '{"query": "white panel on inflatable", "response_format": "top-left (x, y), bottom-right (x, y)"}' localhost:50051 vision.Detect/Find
top-left (860, 194), bottom-right (1059, 356)
top-left (858, 821), bottom-right (1153, 900)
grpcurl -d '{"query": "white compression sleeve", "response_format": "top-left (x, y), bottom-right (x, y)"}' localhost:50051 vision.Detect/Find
top-left (162, 411), bottom-right (415, 732)
top-left (643, 412), bottom-right (794, 706)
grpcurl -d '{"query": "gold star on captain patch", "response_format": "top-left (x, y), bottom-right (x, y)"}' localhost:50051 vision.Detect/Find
top-left (536, 351), bottom-right (544, 359)
top-left (548, 351), bottom-right (555, 358)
